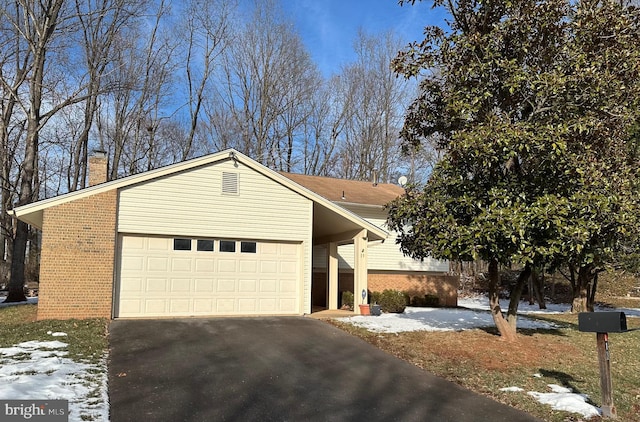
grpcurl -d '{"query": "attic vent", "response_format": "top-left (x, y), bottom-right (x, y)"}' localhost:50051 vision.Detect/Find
top-left (222, 172), bottom-right (239, 194)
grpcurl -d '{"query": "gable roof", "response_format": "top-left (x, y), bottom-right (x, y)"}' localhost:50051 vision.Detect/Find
top-left (12, 149), bottom-right (387, 241)
top-left (280, 172), bottom-right (405, 207)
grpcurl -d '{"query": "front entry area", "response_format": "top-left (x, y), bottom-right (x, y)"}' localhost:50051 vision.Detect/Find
top-left (115, 235), bottom-right (301, 317)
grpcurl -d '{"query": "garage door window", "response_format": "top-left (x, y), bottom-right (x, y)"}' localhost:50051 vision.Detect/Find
top-left (219, 240), bottom-right (236, 252)
top-left (173, 238), bottom-right (192, 250)
top-left (240, 241), bottom-right (257, 253)
top-left (197, 239), bottom-right (214, 251)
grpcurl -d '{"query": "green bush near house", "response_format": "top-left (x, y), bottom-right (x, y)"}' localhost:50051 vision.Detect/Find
top-left (341, 291), bottom-right (354, 310)
top-left (377, 289), bottom-right (407, 313)
top-left (409, 294), bottom-right (440, 307)
top-left (369, 291), bottom-right (381, 306)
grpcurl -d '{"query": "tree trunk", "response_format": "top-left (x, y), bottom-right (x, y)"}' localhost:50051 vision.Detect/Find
top-left (6, 0), bottom-right (64, 303)
top-left (506, 265), bottom-right (532, 330)
top-left (488, 258), bottom-right (517, 341)
top-left (528, 276), bottom-right (535, 305)
top-left (532, 268), bottom-right (547, 309)
top-left (571, 265), bottom-right (595, 313)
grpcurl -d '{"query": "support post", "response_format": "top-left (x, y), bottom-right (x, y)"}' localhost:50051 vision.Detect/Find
top-left (353, 230), bottom-right (368, 315)
top-left (597, 332), bottom-right (616, 419)
top-left (327, 242), bottom-right (338, 310)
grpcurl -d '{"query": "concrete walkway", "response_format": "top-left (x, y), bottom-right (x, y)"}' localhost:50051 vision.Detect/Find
top-left (108, 317), bottom-right (541, 422)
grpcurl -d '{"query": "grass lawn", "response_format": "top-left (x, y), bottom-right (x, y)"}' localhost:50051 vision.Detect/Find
top-left (329, 304), bottom-right (640, 422)
top-left (0, 303), bottom-right (110, 421)
top-left (0, 304), bottom-right (108, 364)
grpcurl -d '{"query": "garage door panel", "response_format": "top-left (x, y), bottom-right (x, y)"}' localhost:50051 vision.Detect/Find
top-left (279, 244), bottom-right (298, 256)
top-left (218, 260), bottom-right (237, 272)
top-left (148, 237), bottom-right (171, 251)
top-left (122, 256), bottom-right (144, 271)
top-left (170, 279), bottom-right (191, 292)
top-left (146, 278), bottom-right (168, 291)
top-left (195, 279), bottom-right (214, 292)
top-left (239, 298), bottom-right (257, 312)
top-left (260, 243), bottom-right (278, 254)
top-left (193, 299), bottom-right (213, 312)
top-left (258, 298), bottom-right (276, 312)
top-left (260, 279), bottom-right (277, 292)
top-left (117, 236), bottom-right (300, 317)
top-left (119, 299), bottom-right (142, 314)
top-left (195, 259), bottom-right (214, 272)
top-left (216, 299), bottom-right (235, 313)
top-left (238, 279), bottom-right (257, 292)
top-left (123, 236), bottom-right (145, 250)
top-left (239, 260), bottom-right (257, 272)
top-left (147, 257), bottom-right (168, 271)
top-left (279, 298), bottom-right (297, 312)
top-left (260, 261), bottom-right (277, 273)
top-left (217, 279), bottom-right (236, 292)
top-left (120, 278), bottom-right (143, 292)
top-left (280, 280), bottom-right (297, 293)
top-left (280, 261), bottom-right (297, 273)
top-left (170, 299), bottom-right (190, 313)
top-left (145, 299), bottom-right (167, 314)
top-left (171, 258), bottom-right (192, 271)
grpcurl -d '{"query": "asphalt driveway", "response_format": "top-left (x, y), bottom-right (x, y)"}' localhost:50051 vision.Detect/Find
top-left (108, 317), bottom-right (540, 422)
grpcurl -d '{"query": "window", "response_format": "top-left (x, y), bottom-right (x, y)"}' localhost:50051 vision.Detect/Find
top-left (197, 239), bottom-right (214, 251)
top-left (240, 241), bottom-right (257, 253)
top-left (173, 238), bottom-right (191, 251)
top-left (219, 240), bottom-right (236, 252)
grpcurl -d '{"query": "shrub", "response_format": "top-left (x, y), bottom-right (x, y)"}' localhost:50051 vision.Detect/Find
top-left (425, 294), bottom-right (440, 307)
top-left (369, 291), bottom-right (382, 305)
top-left (378, 289), bottom-right (407, 313)
top-left (341, 291), bottom-right (354, 310)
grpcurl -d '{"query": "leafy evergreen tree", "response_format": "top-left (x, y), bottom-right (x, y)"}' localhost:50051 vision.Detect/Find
top-left (389, 0), bottom-right (640, 339)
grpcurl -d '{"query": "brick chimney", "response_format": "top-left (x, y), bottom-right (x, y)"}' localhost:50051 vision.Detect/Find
top-left (88, 150), bottom-right (108, 186)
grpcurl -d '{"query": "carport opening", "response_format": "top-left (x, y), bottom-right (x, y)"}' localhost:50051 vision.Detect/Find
top-left (311, 270), bottom-right (354, 312)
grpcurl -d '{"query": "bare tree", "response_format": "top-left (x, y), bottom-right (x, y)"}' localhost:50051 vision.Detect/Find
top-left (66, 0), bottom-right (144, 191)
top-left (299, 75), bottom-right (353, 176)
top-left (0, 0), bottom-right (30, 289)
top-left (4, 0), bottom-right (69, 302)
top-left (179, 0), bottom-right (234, 161)
top-left (334, 31), bottom-right (412, 182)
top-left (100, 0), bottom-right (178, 179)
top-left (210, 0), bottom-right (320, 170)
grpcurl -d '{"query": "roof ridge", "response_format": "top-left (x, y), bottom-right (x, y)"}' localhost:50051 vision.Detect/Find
top-left (279, 171), bottom-right (399, 187)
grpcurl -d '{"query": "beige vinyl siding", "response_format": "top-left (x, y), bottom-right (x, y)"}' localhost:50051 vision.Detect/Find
top-left (117, 160), bottom-right (313, 314)
top-left (313, 204), bottom-right (449, 273)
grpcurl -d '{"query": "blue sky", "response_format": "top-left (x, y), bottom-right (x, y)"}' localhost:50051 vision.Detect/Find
top-left (280, 0), bottom-right (448, 76)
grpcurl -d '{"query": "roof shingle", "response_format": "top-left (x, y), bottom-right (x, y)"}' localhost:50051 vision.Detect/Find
top-left (280, 172), bottom-right (405, 206)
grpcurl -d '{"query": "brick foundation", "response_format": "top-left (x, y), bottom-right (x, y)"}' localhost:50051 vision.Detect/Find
top-left (37, 190), bottom-right (117, 320)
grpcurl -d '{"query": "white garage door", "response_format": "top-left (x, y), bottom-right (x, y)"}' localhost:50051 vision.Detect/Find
top-left (116, 235), bottom-right (301, 317)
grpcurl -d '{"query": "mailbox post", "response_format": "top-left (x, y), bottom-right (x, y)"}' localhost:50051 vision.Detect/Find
top-left (578, 312), bottom-right (627, 419)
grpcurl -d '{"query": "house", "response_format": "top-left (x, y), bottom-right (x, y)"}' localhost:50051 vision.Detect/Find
top-left (281, 173), bottom-right (457, 309)
top-left (13, 149), bottom-right (457, 320)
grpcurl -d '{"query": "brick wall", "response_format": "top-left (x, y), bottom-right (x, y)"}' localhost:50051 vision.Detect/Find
top-left (37, 190), bottom-right (117, 320)
top-left (313, 271), bottom-right (459, 307)
top-left (368, 271), bottom-right (459, 307)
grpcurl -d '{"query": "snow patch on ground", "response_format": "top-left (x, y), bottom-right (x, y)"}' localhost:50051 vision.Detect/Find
top-left (526, 384), bottom-right (601, 419)
top-left (0, 297), bottom-right (39, 308)
top-left (0, 332), bottom-right (109, 422)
